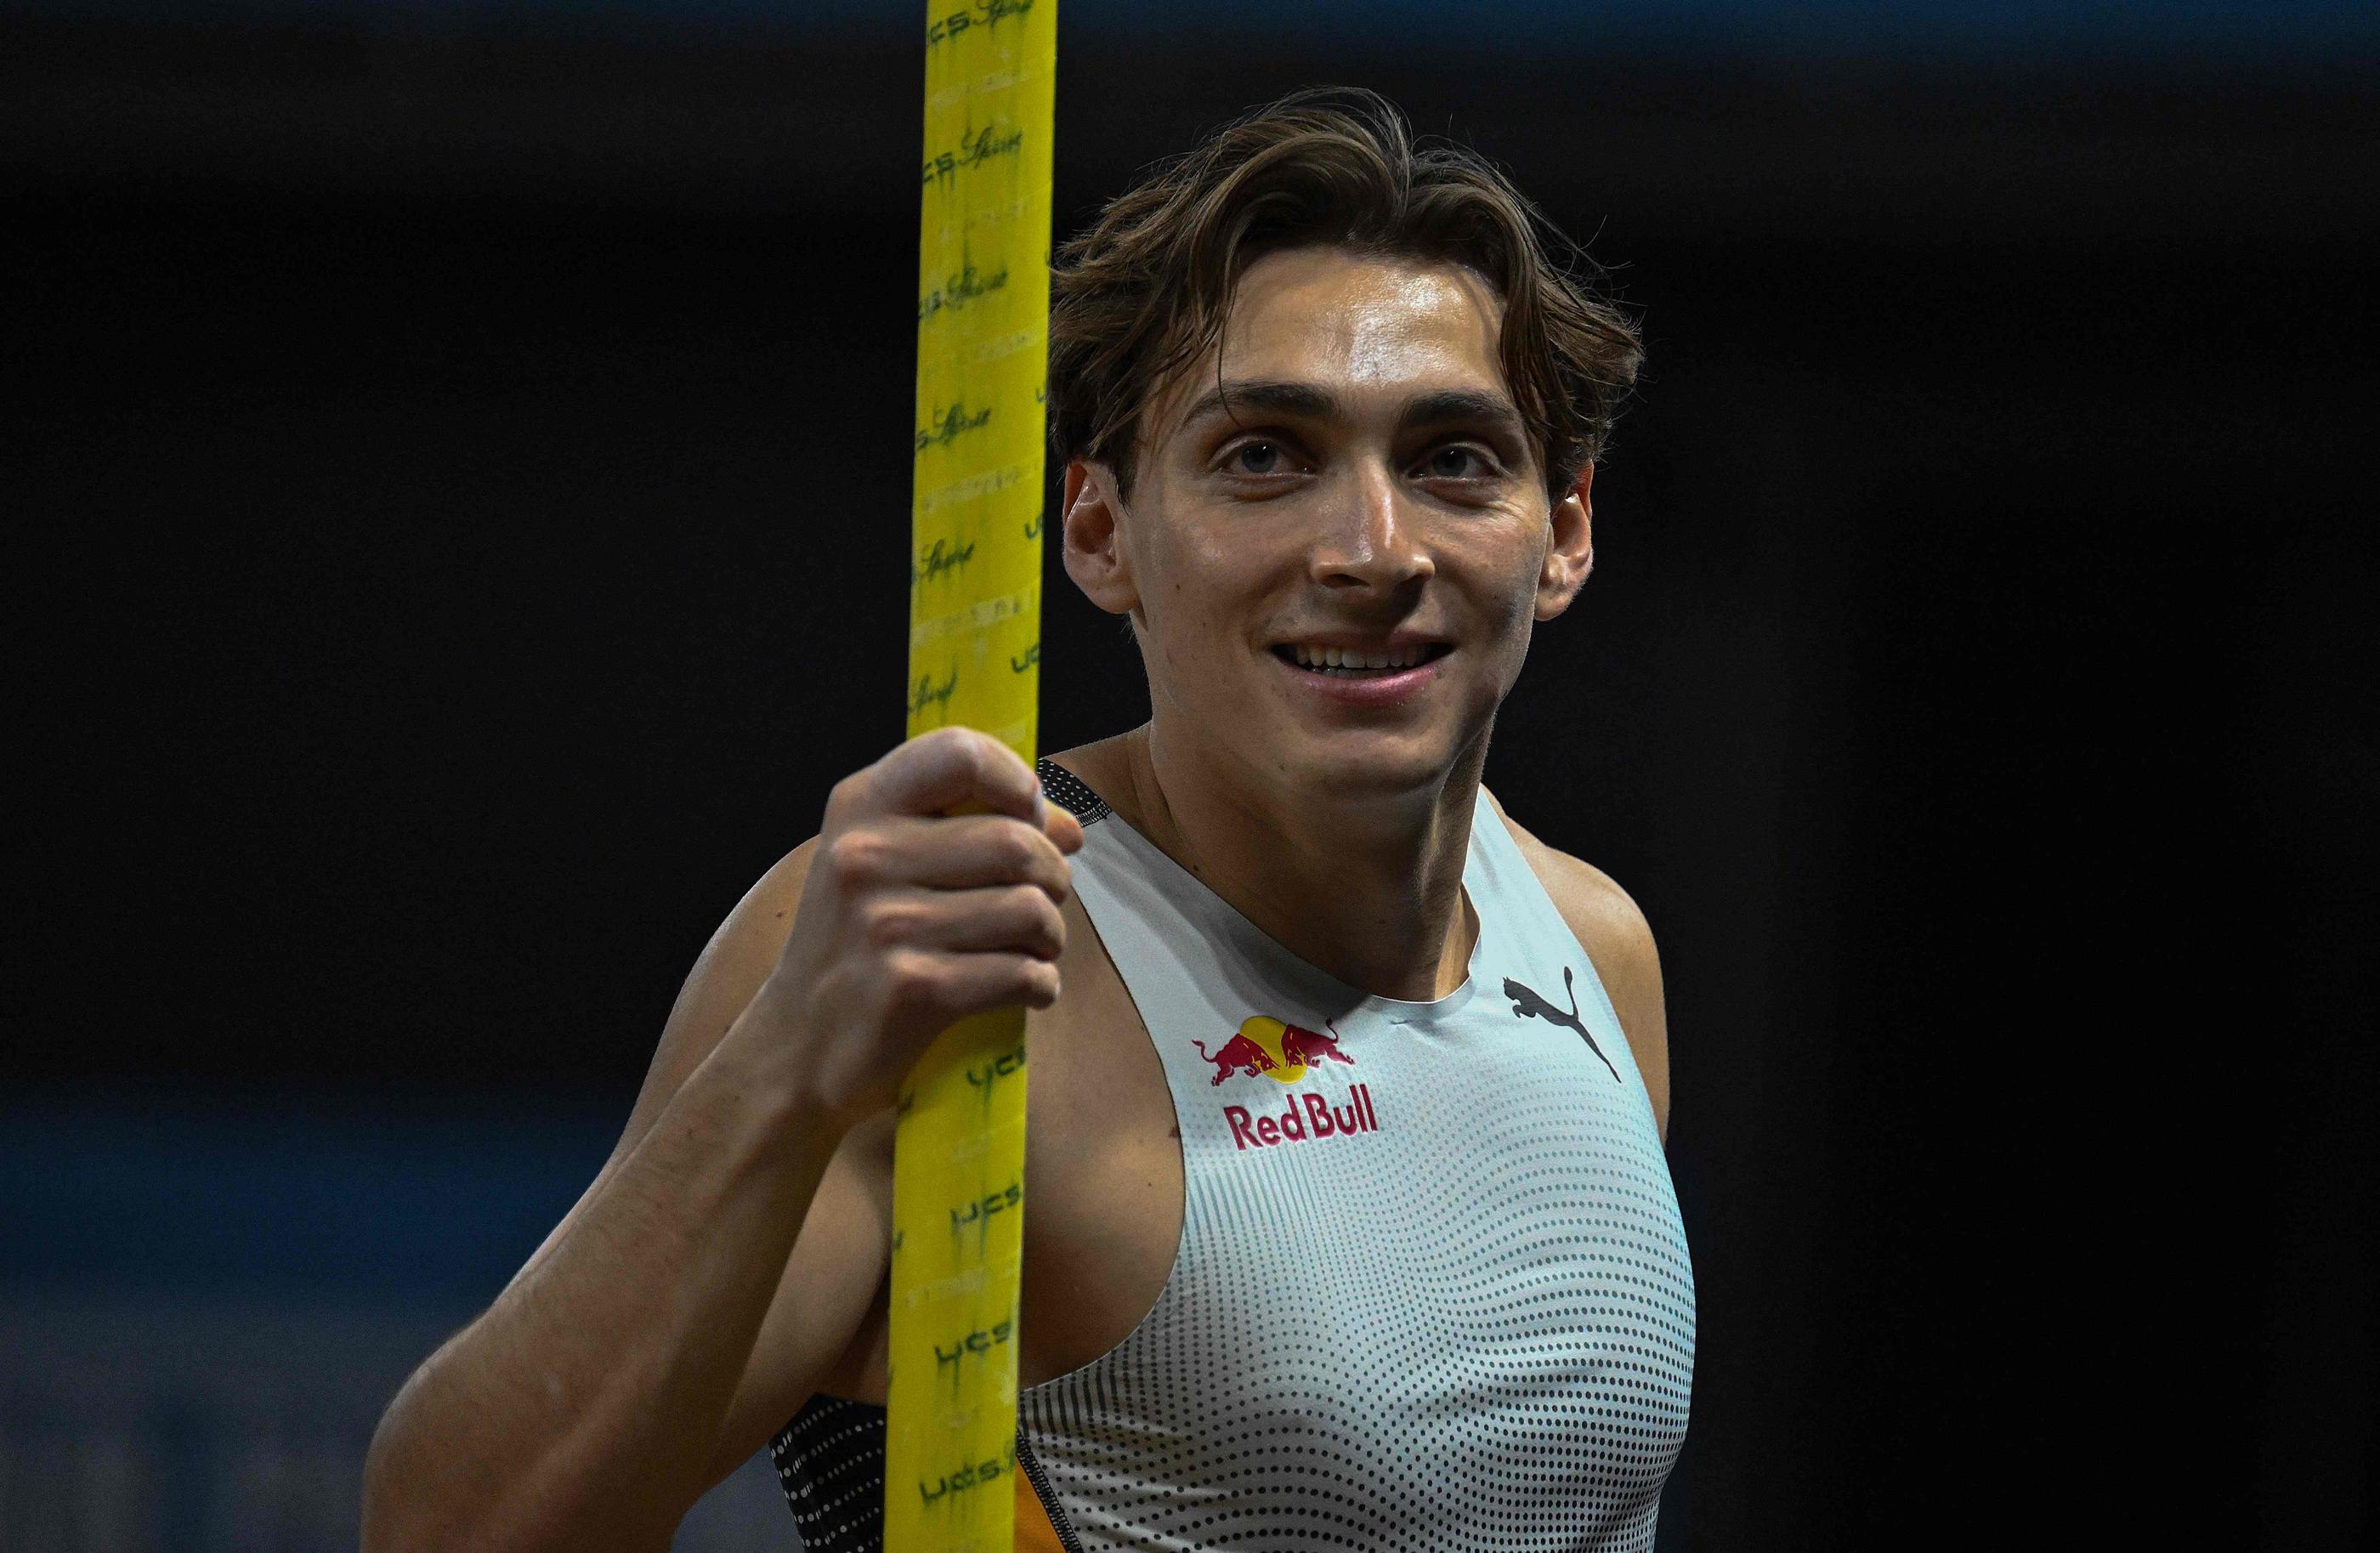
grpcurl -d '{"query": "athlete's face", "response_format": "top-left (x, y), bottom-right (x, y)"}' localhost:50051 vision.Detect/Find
top-left (1061, 246), bottom-right (1595, 797)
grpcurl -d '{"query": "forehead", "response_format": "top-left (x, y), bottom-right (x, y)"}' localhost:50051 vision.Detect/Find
top-left (1145, 247), bottom-right (1510, 440)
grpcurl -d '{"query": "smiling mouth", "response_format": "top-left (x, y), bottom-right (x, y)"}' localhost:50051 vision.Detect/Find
top-left (1270, 643), bottom-right (1454, 678)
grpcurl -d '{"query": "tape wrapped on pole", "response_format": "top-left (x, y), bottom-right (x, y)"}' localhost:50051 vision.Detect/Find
top-left (887, 2), bottom-right (1056, 1549)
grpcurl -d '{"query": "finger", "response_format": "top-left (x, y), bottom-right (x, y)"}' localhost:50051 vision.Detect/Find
top-left (856, 814), bottom-right (1071, 899)
top-left (867, 727), bottom-right (1040, 822)
top-left (871, 884), bottom-right (1066, 960)
top-left (892, 949), bottom-right (1062, 1023)
top-left (1043, 802), bottom-right (1085, 855)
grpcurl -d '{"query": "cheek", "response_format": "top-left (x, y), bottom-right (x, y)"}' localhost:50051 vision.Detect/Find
top-left (1455, 522), bottom-right (1553, 628)
top-left (1143, 517), bottom-right (1274, 630)
top-left (1492, 558), bottom-right (1544, 625)
top-left (1442, 530), bottom-right (1550, 695)
top-left (1131, 524), bottom-right (1246, 680)
top-left (1481, 592), bottom-right (1539, 686)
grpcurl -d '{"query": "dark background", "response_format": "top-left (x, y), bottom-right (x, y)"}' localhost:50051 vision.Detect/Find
top-left (8, 2), bottom-right (2375, 1548)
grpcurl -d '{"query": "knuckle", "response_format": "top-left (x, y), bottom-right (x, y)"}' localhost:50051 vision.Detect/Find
top-left (861, 898), bottom-right (913, 949)
top-left (827, 767), bottom-right (873, 813)
top-left (969, 728), bottom-right (1023, 785)
top-left (882, 949), bottom-right (940, 1010)
top-left (824, 831), bottom-right (877, 888)
top-left (1000, 821), bottom-right (1043, 872)
top-left (966, 733), bottom-right (1004, 786)
top-left (923, 723), bottom-right (978, 767)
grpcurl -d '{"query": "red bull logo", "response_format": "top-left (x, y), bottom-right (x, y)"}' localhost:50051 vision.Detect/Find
top-left (1193, 1014), bottom-right (1380, 1151)
top-left (1280, 1023), bottom-right (1354, 1070)
top-left (1193, 1015), bottom-right (1355, 1086)
top-left (1190, 1027), bottom-right (1277, 1085)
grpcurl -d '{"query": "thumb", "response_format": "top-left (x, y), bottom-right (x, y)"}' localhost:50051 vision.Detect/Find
top-left (1040, 794), bottom-right (1086, 855)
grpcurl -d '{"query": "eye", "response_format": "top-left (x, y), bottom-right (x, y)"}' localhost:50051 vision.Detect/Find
top-left (1421, 445), bottom-right (1493, 479)
top-left (1232, 440), bottom-right (1284, 475)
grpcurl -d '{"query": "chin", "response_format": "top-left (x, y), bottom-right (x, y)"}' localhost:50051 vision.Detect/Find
top-left (1268, 727), bottom-right (1470, 800)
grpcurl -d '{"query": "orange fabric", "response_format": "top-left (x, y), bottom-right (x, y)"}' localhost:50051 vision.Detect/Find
top-left (1016, 1467), bottom-right (1067, 1552)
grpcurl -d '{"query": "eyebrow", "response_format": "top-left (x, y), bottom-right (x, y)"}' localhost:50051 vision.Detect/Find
top-left (1176, 379), bottom-right (1340, 433)
top-left (1175, 378), bottom-right (1528, 443)
top-left (1394, 388), bottom-right (1529, 442)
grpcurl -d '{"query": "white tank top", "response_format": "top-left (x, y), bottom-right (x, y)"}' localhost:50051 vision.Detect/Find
top-left (1012, 761), bottom-right (1694, 1550)
top-left (768, 762), bottom-right (1695, 1550)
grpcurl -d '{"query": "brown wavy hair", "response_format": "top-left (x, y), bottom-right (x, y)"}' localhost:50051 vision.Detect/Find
top-left (1047, 87), bottom-right (1642, 499)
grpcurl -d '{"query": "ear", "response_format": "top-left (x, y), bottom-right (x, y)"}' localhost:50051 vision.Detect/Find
top-left (1535, 462), bottom-right (1595, 622)
top-left (1060, 456), bottom-right (1141, 615)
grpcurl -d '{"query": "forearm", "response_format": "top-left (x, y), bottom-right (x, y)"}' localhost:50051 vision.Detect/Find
top-left (362, 989), bottom-right (837, 1553)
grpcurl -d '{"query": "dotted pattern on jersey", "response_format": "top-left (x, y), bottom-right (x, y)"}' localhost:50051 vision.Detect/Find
top-left (1017, 777), bottom-right (1694, 1551)
top-left (1037, 758), bottom-right (1113, 825)
top-left (769, 1395), bottom-right (885, 1550)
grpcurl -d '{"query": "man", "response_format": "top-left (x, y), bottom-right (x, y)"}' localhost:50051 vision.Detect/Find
top-left (364, 89), bottom-right (1692, 1551)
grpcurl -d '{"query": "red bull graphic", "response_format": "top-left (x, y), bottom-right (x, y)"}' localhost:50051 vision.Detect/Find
top-left (1190, 1029), bottom-right (1278, 1085)
top-left (1279, 1023), bottom-right (1354, 1070)
top-left (1194, 1015), bottom-right (1356, 1086)
top-left (1194, 1014), bottom-right (1381, 1150)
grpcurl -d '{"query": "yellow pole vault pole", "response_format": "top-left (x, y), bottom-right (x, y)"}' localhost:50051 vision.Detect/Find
top-left (887, 2), bottom-right (1056, 1549)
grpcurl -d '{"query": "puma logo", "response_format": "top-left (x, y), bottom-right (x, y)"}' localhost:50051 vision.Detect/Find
top-left (1502, 966), bottom-right (1619, 1083)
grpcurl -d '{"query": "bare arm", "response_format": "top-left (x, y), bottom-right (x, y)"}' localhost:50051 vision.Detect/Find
top-left (361, 730), bottom-right (1082, 1552)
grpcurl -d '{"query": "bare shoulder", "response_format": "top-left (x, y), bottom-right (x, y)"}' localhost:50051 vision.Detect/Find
top-left (613, 836), bottom-right (824, 1160)
top-left (1482, 789), bottom-right (1670, 1143)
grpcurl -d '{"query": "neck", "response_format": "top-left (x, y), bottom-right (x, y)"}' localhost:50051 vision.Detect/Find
top-left (1089, 721), bottom-right (1484, 1001)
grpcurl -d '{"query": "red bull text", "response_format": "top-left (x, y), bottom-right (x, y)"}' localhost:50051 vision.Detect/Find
top-left (1223, 1085), bottom-right (1380, 1151)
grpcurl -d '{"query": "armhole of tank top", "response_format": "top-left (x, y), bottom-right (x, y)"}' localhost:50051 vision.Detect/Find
top-left (768, 1394), bottom-right (1083, 1552)
top-left (1022, 752), bottom-right (1199, 1393)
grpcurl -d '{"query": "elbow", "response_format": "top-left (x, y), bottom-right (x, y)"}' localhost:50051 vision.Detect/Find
top-left (360, 1382), bottom-right (435, 1553)
top-left (359, 1391), bottom-right (681, 1553)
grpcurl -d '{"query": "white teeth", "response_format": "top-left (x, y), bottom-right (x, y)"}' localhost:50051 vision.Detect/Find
top-left (1286, 643), bottom-right (1434, 673)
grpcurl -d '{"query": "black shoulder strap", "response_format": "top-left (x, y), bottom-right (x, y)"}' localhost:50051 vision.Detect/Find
top-left (1035, 758), bottom-right (1112, 824)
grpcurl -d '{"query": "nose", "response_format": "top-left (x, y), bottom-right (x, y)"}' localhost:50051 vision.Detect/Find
top-left (1307, 462), bottom-right (1434, 594)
